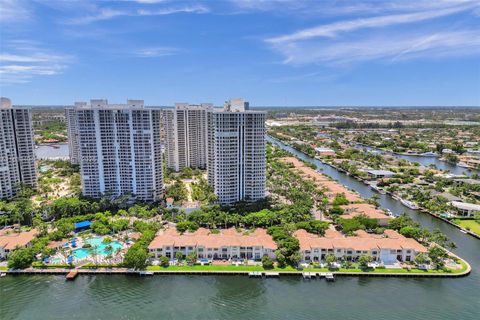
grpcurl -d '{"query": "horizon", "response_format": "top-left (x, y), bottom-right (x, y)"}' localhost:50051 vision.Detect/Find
top-left (1, 0), bottom-right (479, 106)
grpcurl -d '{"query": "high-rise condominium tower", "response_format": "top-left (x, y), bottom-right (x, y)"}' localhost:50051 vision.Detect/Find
top-left (164, 103), bottom-right (212, 172)
top-left (65, 107), bottom-right (79, 165)
top-left (0, 97), bottom-right (37, 199)
top-left (74, 99), bottom-right (163, 201)
top-left (207, 99), bottom-right (266, 205)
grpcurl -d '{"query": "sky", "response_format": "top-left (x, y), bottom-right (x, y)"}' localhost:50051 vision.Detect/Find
top-left (0, 0), bottom-right (479, 106)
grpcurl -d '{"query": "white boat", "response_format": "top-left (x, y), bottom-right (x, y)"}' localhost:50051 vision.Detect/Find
top-left (457, 162), bottom-right (470, 168)
top-left (385, 209), bottom-right (395, 217)
top-left (0, 273), bottom-right (6, 277)
top-left (460, 229), bottom-right (468, 234)
top-left (421, 151), bottom-right (438, 157)
top-left (392, 194), bottom-right (401, 201)
top-left (400, 198), bottom-right (419, 210)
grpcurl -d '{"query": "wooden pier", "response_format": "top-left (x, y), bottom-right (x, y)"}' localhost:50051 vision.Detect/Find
top-left (66, 270), bottom-right (78, 280)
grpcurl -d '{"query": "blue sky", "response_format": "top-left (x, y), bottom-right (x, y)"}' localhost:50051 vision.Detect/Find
top-left (1, 0), bottom-right (479, 106)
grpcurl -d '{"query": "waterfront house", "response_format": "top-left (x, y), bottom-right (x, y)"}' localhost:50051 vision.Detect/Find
top-left (340, 203), bottom-right (391, 226)
top-left (294, 229), bottom-right (426, 264)
top-left (0, 228), bottom-right (38, 259)
top-left (366, 169), bottom-right (395, 179)
top-left (315, 147), bottom-right (336, 157)
top-left (148, 227), bottom-right (277, 261)
top-left (449, 201), bottom-right (480, 217)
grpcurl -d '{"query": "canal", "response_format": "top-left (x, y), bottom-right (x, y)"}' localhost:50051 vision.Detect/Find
top-left (267, 136), bottom-right (479, 270)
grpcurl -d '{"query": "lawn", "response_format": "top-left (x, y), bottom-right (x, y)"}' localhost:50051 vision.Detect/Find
top-left (146, 261), bottom-right (468, 275)
top-left (453, 219), bottom-right (480, 236)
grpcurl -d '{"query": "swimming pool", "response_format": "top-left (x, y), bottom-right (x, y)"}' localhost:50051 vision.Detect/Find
top-left (72, 237), bottom-right (123, 259)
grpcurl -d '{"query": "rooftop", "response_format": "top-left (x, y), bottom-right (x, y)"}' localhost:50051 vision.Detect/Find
top-left (0, 228), bottom-right (38, 250)
top-left (450, 201), bottom-right (480, 211)
top-left (294, 229), bottom-right (426, 253)
top-left (148, 227), bottom-right (277, 250)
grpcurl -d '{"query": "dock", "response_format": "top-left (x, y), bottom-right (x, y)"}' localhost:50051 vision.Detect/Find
top-left (302, 272), bottom-right (316, 279)
top-left (264, 272), bottom-right (280, 278)
top-left (325, 273), bottom-right (335, 281)
top-left (248, 271), bottom-right (263, 278)
top-left (65, 270), bottom-right (78, 280)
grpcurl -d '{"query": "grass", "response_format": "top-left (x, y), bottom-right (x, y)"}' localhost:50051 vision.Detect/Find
top-left (0, 266), bottom-right (7, 271)
top-left (146, 261), bottom-right (468, 275)
top-left (453, 219), bottom-right (480, 236)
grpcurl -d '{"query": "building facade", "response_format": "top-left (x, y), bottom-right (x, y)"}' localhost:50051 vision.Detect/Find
top-left (65, 107), bottom-right (80, 165)
top-left (0, 97), bottom-right (37, 199)
top-left (295, 229), bottom-right (427, 264)
top-left (207, 99), bottom-right (266, 204)
top-left (74, 99), bottom-right (163, 202)
top-left (163, 103), bottom-right (212, 172)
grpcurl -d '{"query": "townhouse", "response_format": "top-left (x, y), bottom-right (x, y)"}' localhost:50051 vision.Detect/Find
top-left (148, 227), bottom-right (277, 261)
top-left (294, 228), bottom-right (427, 264)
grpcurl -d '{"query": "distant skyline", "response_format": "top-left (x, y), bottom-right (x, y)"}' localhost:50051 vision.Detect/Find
top-left (1, 0), bottom-right (479, 106)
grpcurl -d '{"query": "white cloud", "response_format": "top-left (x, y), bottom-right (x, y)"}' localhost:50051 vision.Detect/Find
top-left (266, 2), bottom-right (478, 44)
top-left (0, 41), bottom-right (72, 84)
top-left (134, 47), bottom-right (178, 57)
top-left (67, 4), bottom-right (209, 25)
top-left (0, 0), bottom-right (31, 22)
top-left (273, 30), bottom-right (480, 65)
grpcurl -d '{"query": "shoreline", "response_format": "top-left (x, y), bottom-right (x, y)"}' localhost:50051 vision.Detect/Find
top-left (3, 259), bottom-right (471, 278)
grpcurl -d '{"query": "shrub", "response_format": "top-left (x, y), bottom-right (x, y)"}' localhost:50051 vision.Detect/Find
top-left (160, 256), bottom-right (170, 267)
top-left (262, 255), bottom-right (274, 269)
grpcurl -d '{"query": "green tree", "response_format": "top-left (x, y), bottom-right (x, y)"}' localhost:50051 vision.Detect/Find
top-left (160, 256), bottom-right (170, 267)
top-left (175, 251), bottom-right (184, 261)
top-left (428, 246), bottom-right (448, 269)
top-left (262, 255), bottom-right (274, 269)
top-left (186, 251), bottom-right (197, 265)
top-left (358, 255), bottom-right (373, 268)
top-left (324, 254), bottom-right (336, 266)
top-left (8, 248), bottom-right (34, 269)
top-left (123, 245), bottom-right (148, 270)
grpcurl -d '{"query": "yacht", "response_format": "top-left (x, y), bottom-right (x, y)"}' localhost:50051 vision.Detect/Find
top-left (457, 162), bottom-right (470, 168)
top-left (400, 198), bottom-right (419, 210)
top-left (421, 151), bottom-right (438, 157)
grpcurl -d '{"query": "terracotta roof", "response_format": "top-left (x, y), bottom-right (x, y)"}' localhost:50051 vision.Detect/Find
top-left (280, 157), bottom-right (361, 202)
top-left (0, 229), bottom-right (37, 250)
top-left (293, 229), bottom-right (426, 253)
top-left (148, 227), bottom-right (277, 250)
top-left (340, 203), bottom-right (391, 221)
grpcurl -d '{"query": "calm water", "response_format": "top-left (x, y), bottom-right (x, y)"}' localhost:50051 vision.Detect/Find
top-left (35, 144), bottom-right (69, 160)
top-left (1, 137), bottom-right (478, 320)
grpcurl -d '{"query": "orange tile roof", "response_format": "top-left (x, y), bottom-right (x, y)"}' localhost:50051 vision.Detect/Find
top-left (280, 157), bottom-right (361, 202)
top-left (148, 227), bottom-right (277, 250)
top-left (340, 203), bottom-right (392, 221)
top-left (0, 229), bottom-right (38, 250)
top-left (293, 229), bottom-right (426, 253)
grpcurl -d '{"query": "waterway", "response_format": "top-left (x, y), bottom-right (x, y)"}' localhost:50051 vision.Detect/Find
top-left (35, 144), bottom-right (69, 160)
top-left (357, 144), bottom-right (475, 176)
top-left (1, 138), bottom-right (478, 320)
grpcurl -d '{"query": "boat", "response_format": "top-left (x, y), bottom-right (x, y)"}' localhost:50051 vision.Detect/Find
top-left (139, 271), bottom-right (154, 276)
top-left (0, 272), bottom-right (6, 277)
top-left (385, 209), bottom-right (395, 217)
top-left (400, 198), bottom-right (419, 210)
top-left (457, 162), bottom-right (470, 168)
top-left (392, 194), bottom-right (401, 201)
top-left (421, 151), bottom-right (438, 157)
top-left (460, 229), bottom-right (468, 234)
top-left (370, 184), bottom-right (386, 195)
